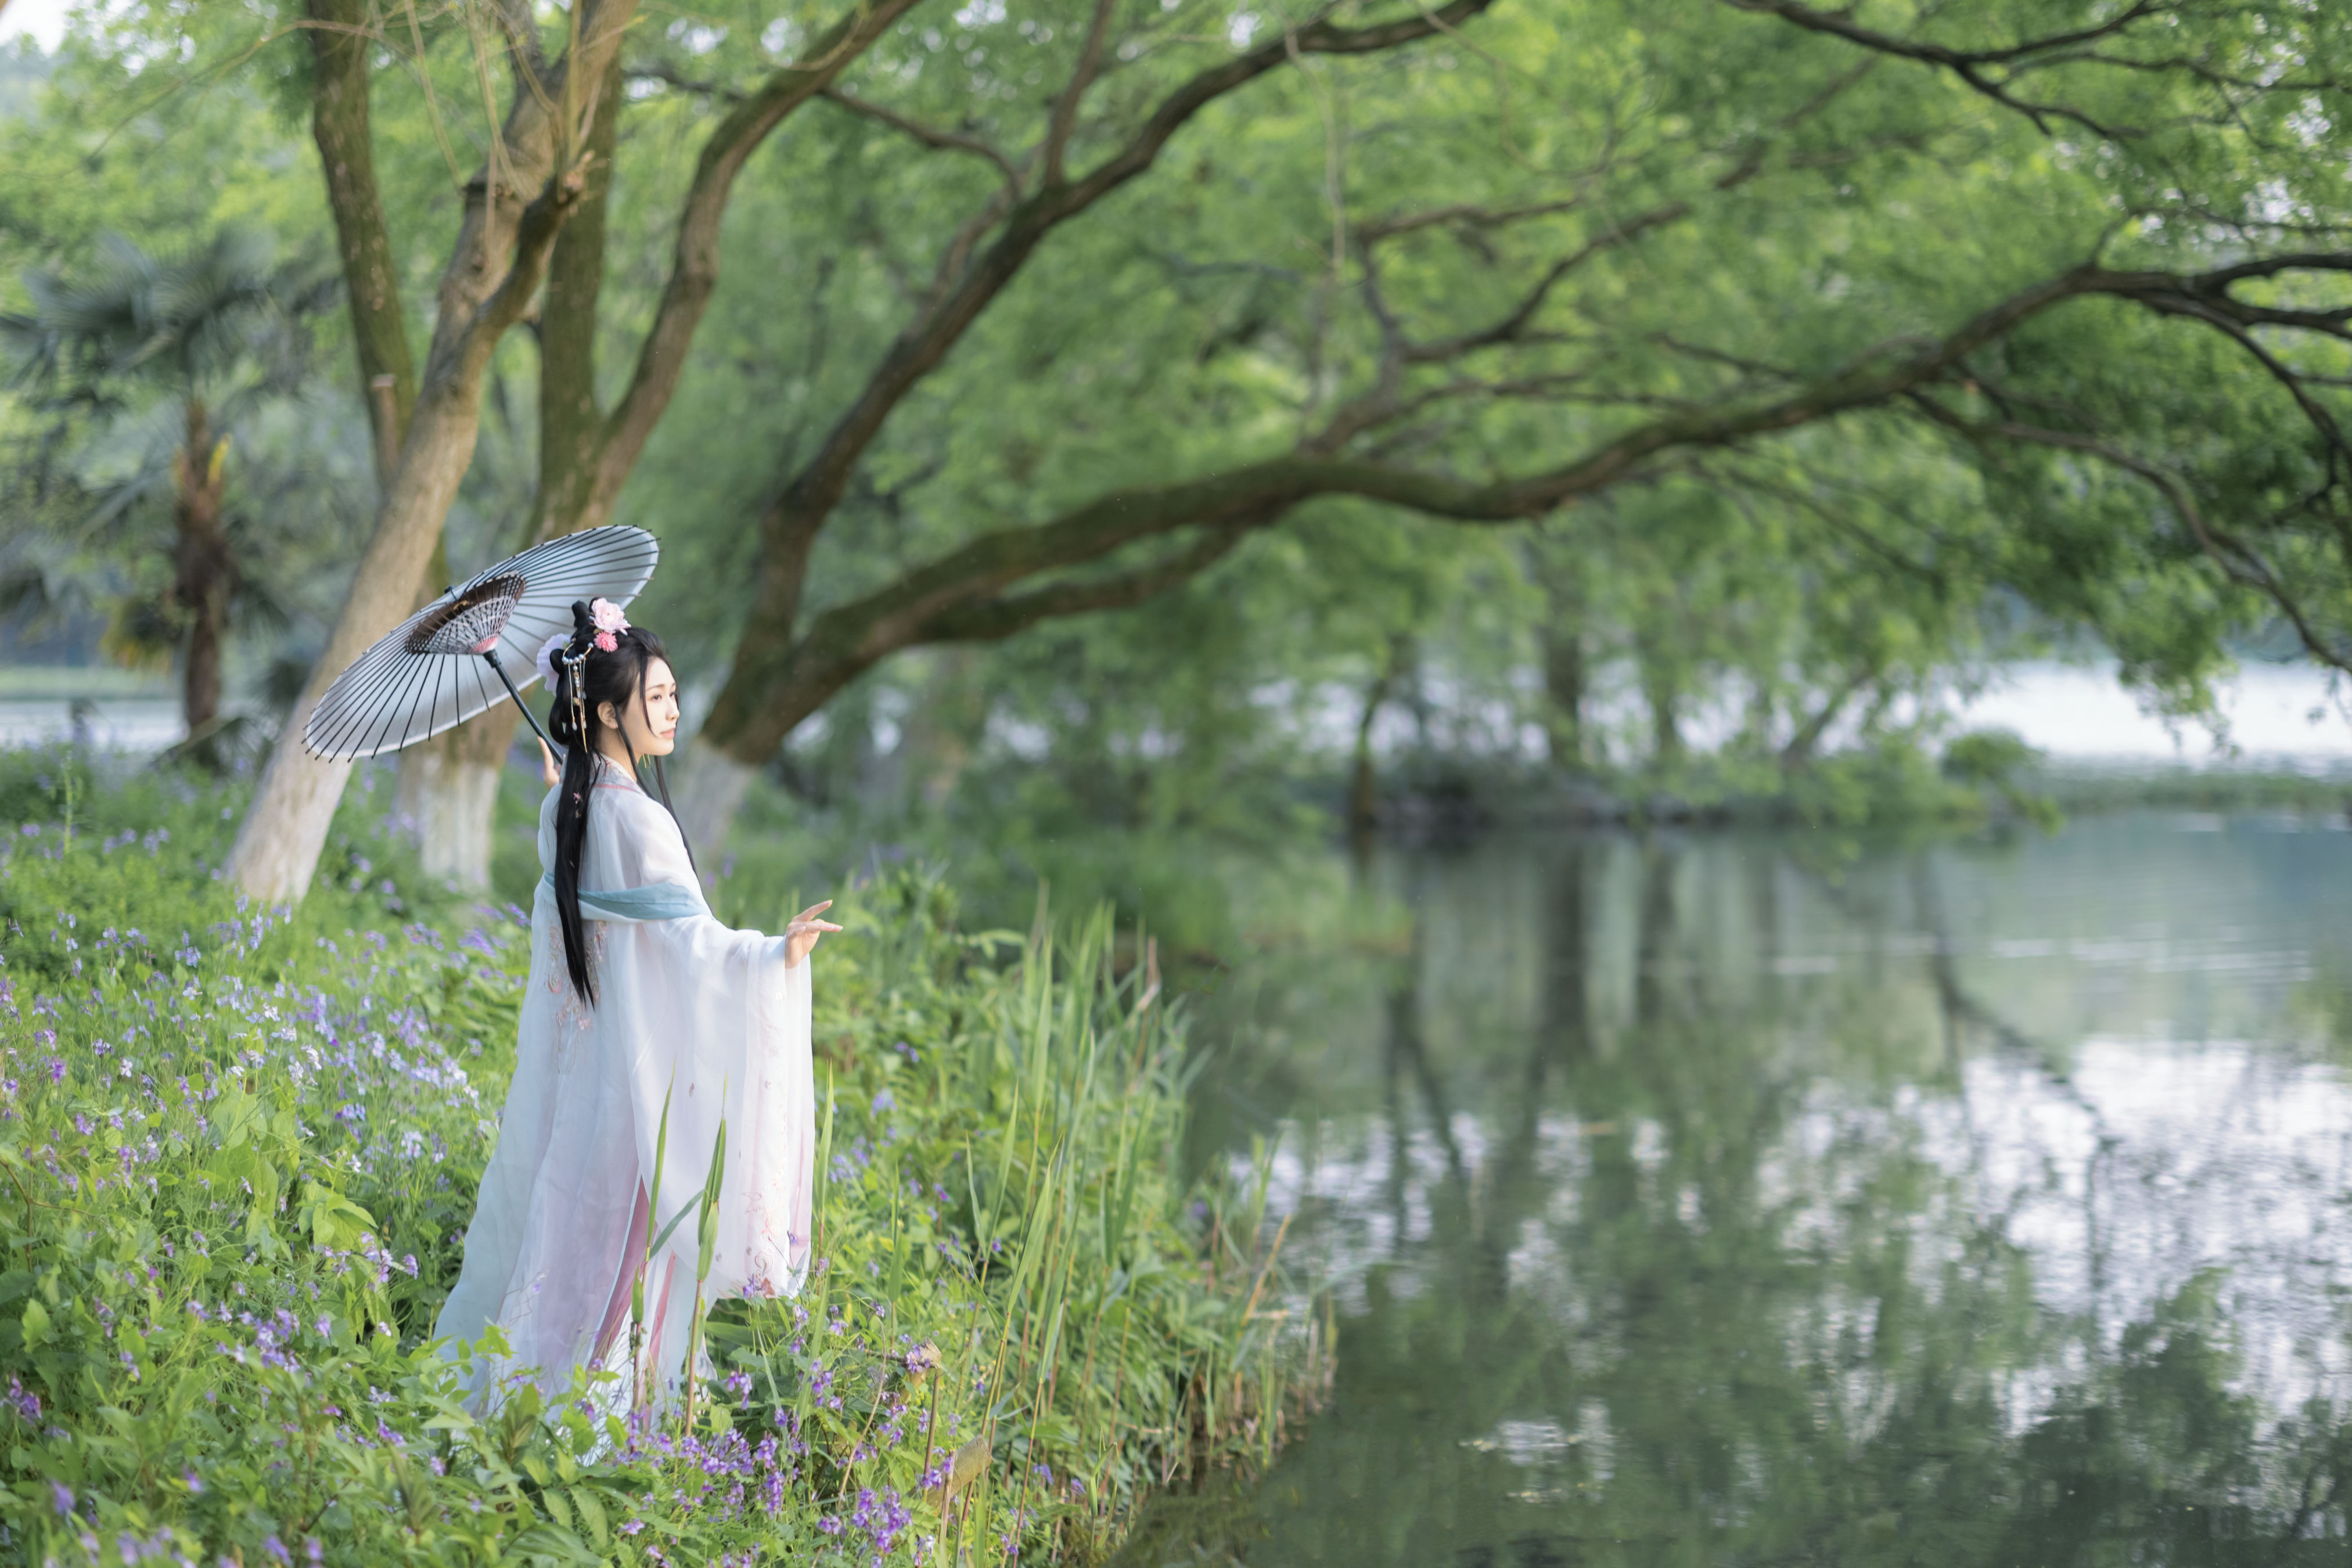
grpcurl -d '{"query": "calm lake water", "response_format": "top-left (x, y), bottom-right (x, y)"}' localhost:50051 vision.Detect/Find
top-left (1128, 813), bottom-right (2352, 1566)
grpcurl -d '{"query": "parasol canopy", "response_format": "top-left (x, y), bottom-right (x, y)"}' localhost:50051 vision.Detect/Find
top-left (302, 525), bottom-right (659, 761)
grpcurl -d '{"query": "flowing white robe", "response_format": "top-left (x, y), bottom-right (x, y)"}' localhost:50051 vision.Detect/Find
top-left (434, 756), bottom-right (813, 1411)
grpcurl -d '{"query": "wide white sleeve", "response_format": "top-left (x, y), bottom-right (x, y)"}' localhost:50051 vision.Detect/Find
top-left (602, 793), bottom-right (815, 1306)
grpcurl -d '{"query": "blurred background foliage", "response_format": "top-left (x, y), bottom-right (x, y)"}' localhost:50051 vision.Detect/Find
top-left (3, 0), bottom-right (2351, 912)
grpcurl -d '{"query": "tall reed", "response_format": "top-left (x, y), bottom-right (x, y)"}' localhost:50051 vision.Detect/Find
top-left (724, 868), bottom-right (1327, 1560)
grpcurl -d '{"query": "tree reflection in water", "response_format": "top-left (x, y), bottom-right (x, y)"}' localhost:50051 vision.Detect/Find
top-left (1128, 817), bottom-right (2352, 1567)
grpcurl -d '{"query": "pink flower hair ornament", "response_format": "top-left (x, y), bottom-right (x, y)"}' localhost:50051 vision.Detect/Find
top-left (589, 597), bottom-right (628, 653)
top-left (535, 598), bottom-right (632, 685)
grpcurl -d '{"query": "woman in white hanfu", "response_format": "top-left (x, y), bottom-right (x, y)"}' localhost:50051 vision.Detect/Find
top-left (434, 596), bottom-right (840, 1413)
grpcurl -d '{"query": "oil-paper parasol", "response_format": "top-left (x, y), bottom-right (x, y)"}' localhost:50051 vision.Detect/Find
top-left (301, 525), bottom-right (659, 761)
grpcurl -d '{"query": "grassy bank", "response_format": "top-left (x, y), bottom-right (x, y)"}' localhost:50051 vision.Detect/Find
top-left (1223, 745), bottom-right (2352, 841)
top-left (0, 750), bottom-right (1319, 1566)
top-left (2022, 758), bottom-right (2352, 815)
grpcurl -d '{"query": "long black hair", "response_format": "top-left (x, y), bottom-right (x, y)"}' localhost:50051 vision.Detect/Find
top-left (547, 599), bottom-right (689, 1004)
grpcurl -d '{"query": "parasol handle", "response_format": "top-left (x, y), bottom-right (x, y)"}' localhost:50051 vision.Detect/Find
top-left (481, 649), bottom-right (558, 757)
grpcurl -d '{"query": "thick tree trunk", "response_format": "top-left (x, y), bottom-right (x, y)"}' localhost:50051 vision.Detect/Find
top-left (318, 0), bottom-right (510, 885)
top-left (229, 379), bottom-right (520, 898)
top-left (229, 2), bottom-right (639, 902)
top-left (530, 48), bottom-right (627, 545)
top-left (229, 174), bottom-right (594, 898)
top-left (171, 400), bottom-right (233, 735)
top-left (401, 746), bottom-right (513, 886)
top-left (394, 689), bottom-right (517, 889)
top-left (391, 541), bottom-right (486, 870)
top-left (399, 49), bottom-right (630, 892)
top-left (182, 603), bottom-right (224, 735)
top-left (307, 0), bottom-right (415, 462)
top-left (395, 733), bottom-right (505, 888)
top-left (396, 674), bottom-right (531, 887)
top-left (317, 0), bottom-right (488, 871)
top-left (416, 0), bottom-right (909, 887)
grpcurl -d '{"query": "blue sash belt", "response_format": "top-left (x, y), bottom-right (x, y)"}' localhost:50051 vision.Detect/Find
top-left (535, 873), bottom-right (706, 923)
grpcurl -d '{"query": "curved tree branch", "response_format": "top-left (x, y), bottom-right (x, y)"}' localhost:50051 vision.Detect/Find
top-left (735, 0), bottom-right (1504, 653)
top-left (1721, 0), bottom-right (2165, 70)
top-left (1361, 196), bottom-right (1587, 243)
top-left (566, 0), bottom-right (930, 540)
top-left (919, 523), bottom-right (1256, 642)
top-left (1042, 0), bottom-right (1119, 189)
top-left (821, 86), bottom-right (1023, 190)
top-left (703, 250), bottom-right (2352, 763)
top-left (1402, 196), bottom-right (1694, 365)
top-left (1718, 0), bottom-right (2166, 136)
top-left (624, 62), bottom-right (744, 101)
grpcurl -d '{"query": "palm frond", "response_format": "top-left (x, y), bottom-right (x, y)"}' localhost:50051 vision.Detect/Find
top-left (226, 570), bottom-right (294, 638)
top-left (8, 227), bottom-right (337, 396)
top-left (99, 591), bottom-right (182, 674)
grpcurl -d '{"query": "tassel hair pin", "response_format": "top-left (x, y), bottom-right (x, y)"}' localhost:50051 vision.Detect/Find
top-left (548, 597), bottom-right (631, 745)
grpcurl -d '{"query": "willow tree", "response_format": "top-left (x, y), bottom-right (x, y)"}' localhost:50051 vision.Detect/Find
top-left (636, 0), bottom-right (2352, 845)
top-left (175, 0), bottom-right (2352, 888)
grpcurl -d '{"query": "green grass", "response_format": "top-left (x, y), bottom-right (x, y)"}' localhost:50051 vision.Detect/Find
top-left (0, 748), bottom-right (1320, 1566)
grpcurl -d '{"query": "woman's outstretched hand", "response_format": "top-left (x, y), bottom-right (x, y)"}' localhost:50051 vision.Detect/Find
top-left (783, 901), bottom-right (841, 968)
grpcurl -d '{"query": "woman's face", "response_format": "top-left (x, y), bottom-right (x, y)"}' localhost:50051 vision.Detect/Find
top-left (600, 656), bottom-right (679, 758)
